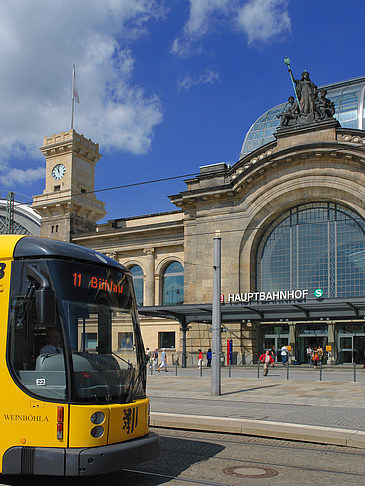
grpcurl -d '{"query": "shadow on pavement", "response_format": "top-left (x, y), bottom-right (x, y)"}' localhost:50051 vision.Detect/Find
top-left (222, 383), bottom-right (280, 396)
top-left (0, 436), bottom-right (225, 486)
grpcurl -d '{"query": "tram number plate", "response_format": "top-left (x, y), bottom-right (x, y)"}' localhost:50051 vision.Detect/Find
top-left (36, 378), bottom-right (46, 386)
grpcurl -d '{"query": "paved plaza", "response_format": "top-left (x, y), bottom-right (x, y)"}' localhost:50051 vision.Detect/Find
top-left (147, 365), bottom-right (365, 448)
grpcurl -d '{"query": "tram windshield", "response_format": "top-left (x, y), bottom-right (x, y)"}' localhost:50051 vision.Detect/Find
top-left (8, 259), bottom-right (146, 404)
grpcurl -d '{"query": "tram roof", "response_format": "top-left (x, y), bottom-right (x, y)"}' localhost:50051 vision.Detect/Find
top-left (13, 236), bottom-right (126, 271)
top-left (139, 298), bottom-right (365, 326)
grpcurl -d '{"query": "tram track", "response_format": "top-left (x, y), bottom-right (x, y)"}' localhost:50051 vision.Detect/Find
top-left (122, 469), bottom-right (233, 486)
top-left (156, 430), bottom-right (365, 457)
top-left (134, 428), bottom-right (365, 481)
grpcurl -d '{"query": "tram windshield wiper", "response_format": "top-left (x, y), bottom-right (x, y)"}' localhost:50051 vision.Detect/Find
top-left (125, 353), bottom-right (149, 403)
top-left (111, 351), bottom-right (134, 370)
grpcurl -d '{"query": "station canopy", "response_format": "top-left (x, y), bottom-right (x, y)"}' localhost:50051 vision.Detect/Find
top-left (139, 298), bottom-right (365, 327)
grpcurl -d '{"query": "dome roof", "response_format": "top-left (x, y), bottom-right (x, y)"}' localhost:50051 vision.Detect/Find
top-left (0, 193), bottom-right (41, 235)
top-left (240, 76), bottom-right (365, 159)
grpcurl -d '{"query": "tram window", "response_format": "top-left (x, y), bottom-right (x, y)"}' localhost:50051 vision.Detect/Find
top-left (66, 301), bottom-right (139, 402)
top-left (8, 291), bottom-right (66, 400)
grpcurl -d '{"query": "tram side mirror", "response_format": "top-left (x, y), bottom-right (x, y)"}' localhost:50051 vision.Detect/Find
top-left (26, 265), bottom-right (57, 326)
top-left (35, 288), bottom-right (56, 326)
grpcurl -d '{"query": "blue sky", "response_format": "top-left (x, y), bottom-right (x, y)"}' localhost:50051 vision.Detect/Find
top-left (1, 0), bottom-right (365, 222)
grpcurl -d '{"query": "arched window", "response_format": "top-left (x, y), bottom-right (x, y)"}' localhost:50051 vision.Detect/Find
top-left (256, 202), bottom-right (365, 298)
top-left (162, 262), bottom-right (184, 305)
top-left (130, 265), bottom-right (144, 306)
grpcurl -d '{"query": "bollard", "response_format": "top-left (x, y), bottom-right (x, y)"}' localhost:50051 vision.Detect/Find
top-left (257, 360), bottom-right (260, 378)
top-left (175, 362), bottom-right (178, 376)
top-left (319, 361), bottom-right (322, 381)
top-left (199, 361), bottom-right (203, 377)
top-left (286, 359), bottom-right (289, 380)
top-left (354, 362), bottom-right (357, 383)
top-left (228, 363), bottom-right (231, 378)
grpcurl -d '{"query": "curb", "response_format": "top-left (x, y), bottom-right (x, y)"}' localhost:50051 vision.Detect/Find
top-left (150, 412), bottom-right (365, 449)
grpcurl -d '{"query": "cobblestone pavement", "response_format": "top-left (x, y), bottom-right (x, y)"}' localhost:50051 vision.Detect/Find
top-left (2, 429), bottom-right (364, 485)
top-left (147, 368), bottom-right (365, 430)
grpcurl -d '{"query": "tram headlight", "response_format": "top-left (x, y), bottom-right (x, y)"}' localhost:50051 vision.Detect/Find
top-left (91, 426), bottom-right (104, 438)
top-left (90, 411), bottom-right (105, 424)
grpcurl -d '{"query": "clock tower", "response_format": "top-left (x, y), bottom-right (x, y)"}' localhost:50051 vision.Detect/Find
top-left (32, 129), bottom-right (106, 241)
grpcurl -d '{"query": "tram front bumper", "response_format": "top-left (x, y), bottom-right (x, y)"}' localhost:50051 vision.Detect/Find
top-left (2, 432), bottom-right (160, 476)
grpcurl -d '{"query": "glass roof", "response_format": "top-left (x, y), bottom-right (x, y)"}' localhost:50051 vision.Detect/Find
top-left (240, 76), bottom-right (365, 159)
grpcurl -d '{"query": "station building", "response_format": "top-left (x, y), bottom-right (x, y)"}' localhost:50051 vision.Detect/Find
top-left (32, 75), bottom-right (365, 365)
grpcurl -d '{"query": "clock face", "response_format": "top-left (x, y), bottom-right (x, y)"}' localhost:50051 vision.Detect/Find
top-left (52, 164), bottom-right (66, 180)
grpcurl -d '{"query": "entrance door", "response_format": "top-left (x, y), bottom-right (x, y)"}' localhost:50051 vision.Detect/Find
top-left (297, 336), bottom-right (328, 363)
top-left (338, 335), bottom-right (353, 363)
top-left (264, 335), bottom-right (289, 362)
top-left (354, 336), bottom-right (365, 363)
top-left (338, 335), bottom-right (365, 363)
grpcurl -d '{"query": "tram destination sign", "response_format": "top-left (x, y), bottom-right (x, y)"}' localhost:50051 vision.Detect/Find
top-left (222, 289), bottom-right (312, 304)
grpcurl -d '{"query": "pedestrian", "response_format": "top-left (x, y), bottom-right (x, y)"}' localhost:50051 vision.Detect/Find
top-left (152, 348), bottom-right (158, 371)
top-left (317, 345), bottom-right (324, 363)
top-left (206, 348), bottom-right (212, 367)
top-left (259, 350), bottom-right (275, 376)
top-left (146, 347), bottom-right (151, 368)
top-left (306, 345), bottom-right (312, 364)
top-left (270, 345), bottom-right (276, 362)
top-left (198, 349), bottom-right (203, 368)
top-left (158, 348), bottom-right (168, 372)
top-left (281, 344), bottom-right (289, 365)
top-left (312, 347), bottom-right (319, 369)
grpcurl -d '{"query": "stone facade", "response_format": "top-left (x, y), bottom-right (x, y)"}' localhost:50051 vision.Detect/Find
top-left (32, 130), bottom-right (106, 242)
top-left (34, 121), bottom-right (365, 364)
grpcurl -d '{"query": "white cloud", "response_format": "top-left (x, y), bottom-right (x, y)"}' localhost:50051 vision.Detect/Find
top-left (172, 0), bottom-right (233, 56)
top-left (0, 0), bottom-right (164, 185)
top-left (172, 0), bottom-right (291, 56)
top-left (0, 167), bottom-right (45, 186)
top-left (178, 70), bottom-right (220, 90)
top-left (237, 0), bottom-right (291, 44)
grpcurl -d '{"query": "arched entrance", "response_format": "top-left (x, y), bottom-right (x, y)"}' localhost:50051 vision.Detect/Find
top-left (256, 202), bottom-right (365, 363)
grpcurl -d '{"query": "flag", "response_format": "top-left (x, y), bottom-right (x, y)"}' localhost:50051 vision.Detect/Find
top-left (72, 64), bottom-right (80, 104)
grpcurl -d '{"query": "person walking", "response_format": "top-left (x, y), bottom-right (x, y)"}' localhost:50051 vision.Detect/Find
top-left (317, 345), bottom-right (324, 363)
top-left (281, 344), bottom-right (289, 365)
top-left (306, 345), bottom-right (312, 364)
top-left (146, 347), bottom-right (152, 369)
top-left (259, 350), bottom-right (275, 376)
top-left (270, 345), bottom-right (276, 362)
top-left (312, 347), bottom-right (319, 370)
top-left (198, 349), bottom-right (203, 368)
top-left (158, 348), bottom-right (168, 372)
top-left (152, 348), bottom-right (158, 371)
top-left (206, 348), bottom-right (212, 367)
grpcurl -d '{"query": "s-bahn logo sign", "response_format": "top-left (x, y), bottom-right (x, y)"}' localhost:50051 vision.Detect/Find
top-left (221, 288), bottom-right (324, 303)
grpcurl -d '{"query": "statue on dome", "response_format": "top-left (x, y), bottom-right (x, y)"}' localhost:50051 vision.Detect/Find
top-left (294, 70), bottom-right (317, 115)
top-left (315, 88), bottom-right (335, 120)
top-left (280, 57), bottom-right (336, 128)
top-left (277, 96), bottom-right (299, 127)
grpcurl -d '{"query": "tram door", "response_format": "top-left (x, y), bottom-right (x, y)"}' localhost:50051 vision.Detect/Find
top-left (263, 335), bottom-right (289, 362)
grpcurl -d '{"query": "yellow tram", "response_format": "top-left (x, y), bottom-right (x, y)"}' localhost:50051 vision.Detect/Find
top-left (0, 235), bottom-right (159, 476)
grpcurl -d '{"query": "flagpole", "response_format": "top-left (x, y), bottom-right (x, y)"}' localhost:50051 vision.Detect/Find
top-left (71, 93), bottom-right (75, 130)
top-left (71, 64), bottom-right (79, 130)
top-left (71, 64), bottom-right (75, 129)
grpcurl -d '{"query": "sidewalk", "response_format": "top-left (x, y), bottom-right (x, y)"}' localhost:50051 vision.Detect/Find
top-left (147, 368), bottom-right (365, 449)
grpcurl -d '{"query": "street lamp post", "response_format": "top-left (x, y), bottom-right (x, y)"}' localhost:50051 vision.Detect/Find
top-left (211, 236), bottom-right (221, 396)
